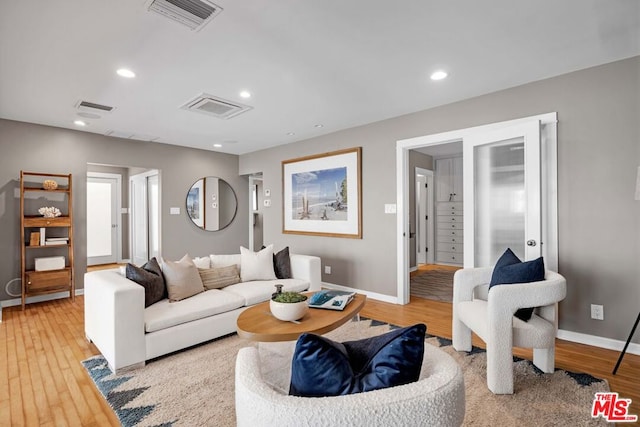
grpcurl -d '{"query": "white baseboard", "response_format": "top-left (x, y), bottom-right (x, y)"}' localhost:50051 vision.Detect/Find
top-left (321, 282), bottom-right (398, 304)
top-left (1, 289), bottom-right (85, 311)
top-left (409, 266), bottom-right (418, 273)
top-left (557, 329), bottom-right (640, 356)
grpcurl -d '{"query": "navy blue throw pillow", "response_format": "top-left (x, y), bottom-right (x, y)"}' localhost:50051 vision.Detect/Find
top-left (489, 249), bottom-right (545, 321)
top-left (289, 324), bottom-right (426, 397)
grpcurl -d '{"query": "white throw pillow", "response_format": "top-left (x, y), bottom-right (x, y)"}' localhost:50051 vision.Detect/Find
top-left (192, 256), bottom-right (211, 269)
top-left (240, 245), bottom-right (276, 282)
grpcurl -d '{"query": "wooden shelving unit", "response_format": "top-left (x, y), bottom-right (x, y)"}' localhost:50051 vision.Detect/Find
top-left (20, 171), bottom-right (74, 310)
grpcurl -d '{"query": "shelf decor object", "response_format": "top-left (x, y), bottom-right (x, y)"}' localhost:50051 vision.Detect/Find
top-left (42, 179), bottom-right (58, 190)
top-left (20, 171), bottom-right (74, 310)
top-left (38, 206), bottom-right (62, 217)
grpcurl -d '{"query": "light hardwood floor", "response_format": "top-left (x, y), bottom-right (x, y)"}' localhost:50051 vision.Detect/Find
top-left (1, 296), bottom-right (638, 425)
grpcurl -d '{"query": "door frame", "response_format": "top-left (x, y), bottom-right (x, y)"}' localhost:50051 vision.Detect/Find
top-left (415, 167), bottom-right (434, 265)
top-left (87, 172), bottom-right (122, 265)
top-left (130, 169), bottom-right (161, 266)
top-left (248, 174), bottom-right (263, 251)
top-left (396, 113), bottom-right (558, 304)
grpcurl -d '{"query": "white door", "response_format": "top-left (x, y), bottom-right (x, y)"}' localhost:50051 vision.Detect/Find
top-left (463, 120), bottom-right (541, 267)
top-left (415, 168), bottom-right (434, 265)
top-left (87, 175), bottom-right (119, 266)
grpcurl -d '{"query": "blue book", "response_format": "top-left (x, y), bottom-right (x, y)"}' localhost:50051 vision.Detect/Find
top-left (308, 290), bottom-right (355, 311)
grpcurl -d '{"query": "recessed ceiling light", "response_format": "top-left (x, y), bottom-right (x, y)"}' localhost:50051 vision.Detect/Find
top-left (430, 70), bottom-right (448, 81)
top-left (74, 120), bottom-right (87, 127)
top-left (213, 143), bottom-right (223, 148)
top-left (116, 68), bottom-right (136, 78)
top-left (314, 124), bottom-right (324, 128)
top-left (286, 132), bottom-right (295, 136)
top-left (239, 90), bottom-right (251, 99)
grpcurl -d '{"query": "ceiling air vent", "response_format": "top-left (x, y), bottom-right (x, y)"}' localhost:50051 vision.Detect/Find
top-left (146, 0), bottom-right (222, 31)
top-left (75, 100), bottom-right (115, 114)
top-left (180, 93), bottom-right (252, 119)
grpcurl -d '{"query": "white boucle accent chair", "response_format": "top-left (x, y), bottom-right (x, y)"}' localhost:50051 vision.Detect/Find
top-left (452, 267), bottom-right (567, 394)
top-left (235, 343), bottom-right (466, 427)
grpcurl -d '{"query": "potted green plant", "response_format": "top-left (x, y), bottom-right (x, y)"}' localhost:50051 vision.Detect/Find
top-left (270, 286), bottom-right (308, 321)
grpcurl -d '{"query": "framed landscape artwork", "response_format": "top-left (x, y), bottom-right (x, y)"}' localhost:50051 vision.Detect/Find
top-left (186, 178), bottom-right (204, 228)
top-left (282, 147), bottom-right (362, 238)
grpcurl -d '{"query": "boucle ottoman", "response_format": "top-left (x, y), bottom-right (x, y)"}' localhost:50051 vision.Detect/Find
top-left (235, 342), bottom-right (465, 427)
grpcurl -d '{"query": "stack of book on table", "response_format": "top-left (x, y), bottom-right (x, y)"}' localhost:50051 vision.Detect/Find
top-left (308, 290), bottom-right (356, 311)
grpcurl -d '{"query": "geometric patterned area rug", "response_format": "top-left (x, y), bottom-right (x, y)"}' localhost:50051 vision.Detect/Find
top-left (410, 267), bottom-right (458, 302)
top-left (82, 319), bottom-right (609, 426)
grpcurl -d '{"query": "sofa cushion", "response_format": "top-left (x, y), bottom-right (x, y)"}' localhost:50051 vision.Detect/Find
top-left (289, 324), bottom-right (427, 397)
top-left (161, 254), bottom-right (205, 302)
top-left (273, 246), bottom-right (292, 279)
top-left (192, 256), bottom-right (211, 269)
top-left (144, 289), bottom-right (245, 333)
top-left (240, 245), bottom-right (277, 282)
top-left (222, 278), bottom-right (309, 306)
top-left (126, 257), bottom-right (166, 308)
top-left (199, 265), bottom-right (241, 290)
top-left (210, 254), bottom-right (242, 270)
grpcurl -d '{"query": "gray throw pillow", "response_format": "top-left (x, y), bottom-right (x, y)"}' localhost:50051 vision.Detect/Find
top-left (263, 245), bottom-right (292, 279)
top-left (161, 254), bottom-right (205, 302)
top-left (126, 257), bottom-right (166, 307)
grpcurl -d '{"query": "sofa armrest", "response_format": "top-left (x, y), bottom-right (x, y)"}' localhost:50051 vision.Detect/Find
top-left (289, 254), bottom-right (321, 291)
top-left (84, 269), bottom-right (146, 373)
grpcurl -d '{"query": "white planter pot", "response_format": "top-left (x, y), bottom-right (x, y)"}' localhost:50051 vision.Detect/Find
top-left (270, 299), bottom-right (308, 321)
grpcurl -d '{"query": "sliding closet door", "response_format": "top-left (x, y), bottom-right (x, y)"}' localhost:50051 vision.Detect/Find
top-left (463, 120), bottom-right (541, 267)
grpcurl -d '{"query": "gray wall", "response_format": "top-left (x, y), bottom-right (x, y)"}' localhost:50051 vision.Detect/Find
top-left (240, 56), bottom-right (640, 344)
top-left (0, 120), bottom-right (248, 300)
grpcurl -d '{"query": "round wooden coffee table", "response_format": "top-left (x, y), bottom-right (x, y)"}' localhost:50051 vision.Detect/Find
top-left (236, 293), bottom-right (366, 342)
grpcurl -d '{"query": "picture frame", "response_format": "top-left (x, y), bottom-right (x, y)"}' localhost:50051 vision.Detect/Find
top-left (282, 147), bottom-right (362, 238)
top-left (186, 178), bottom-right (204, 228)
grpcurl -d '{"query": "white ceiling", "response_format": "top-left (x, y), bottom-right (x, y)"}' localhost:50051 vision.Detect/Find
top-left (1, 1), bottom-right (638, 155)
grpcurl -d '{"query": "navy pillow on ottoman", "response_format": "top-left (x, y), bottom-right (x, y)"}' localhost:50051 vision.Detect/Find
top-left (489, 248), bottom-right (545, 321)
top-left (289, 323), bottom-right (426, 397)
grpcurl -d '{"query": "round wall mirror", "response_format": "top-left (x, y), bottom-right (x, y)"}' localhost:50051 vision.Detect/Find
top-left (186, 177), bottom-right (237, 231)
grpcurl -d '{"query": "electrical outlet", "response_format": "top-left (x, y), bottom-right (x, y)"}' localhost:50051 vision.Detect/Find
top-left (324, 265), bottom-right (332, 275)
top-left (591, 304), bottom-right (604, 320)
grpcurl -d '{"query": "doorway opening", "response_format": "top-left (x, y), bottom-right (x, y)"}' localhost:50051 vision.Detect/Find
top-left (248, 174), bottom-right (264, 251)
top-left (396, 113), bottom-right (558, 305)
top-left (86, 164), bottom-right (161, 270)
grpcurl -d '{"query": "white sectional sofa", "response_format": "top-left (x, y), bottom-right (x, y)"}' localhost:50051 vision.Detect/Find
top-left (84, 253), bottom-right (321, 373)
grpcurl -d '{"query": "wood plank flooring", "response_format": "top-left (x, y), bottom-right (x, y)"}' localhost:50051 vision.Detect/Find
top-left (1, 298), bottom-right (120, 426)
top-left (1, 295), bottom-right (638, 425)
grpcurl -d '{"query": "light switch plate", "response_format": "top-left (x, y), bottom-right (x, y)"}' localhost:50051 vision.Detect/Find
top-left (170, 207), bottom-right (180, 215)
top-left (264, 189), bottom-right (271, 197)
top-left (264, 199), bottom-right (271, 207)
top-left (384, 204), bottom-right (397, 214)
